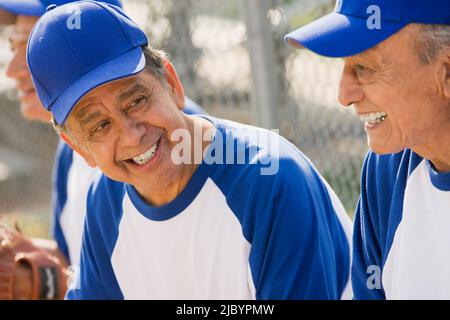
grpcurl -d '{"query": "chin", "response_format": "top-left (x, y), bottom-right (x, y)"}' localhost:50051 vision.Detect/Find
top-left (368, 139), bottom-right (404, 155)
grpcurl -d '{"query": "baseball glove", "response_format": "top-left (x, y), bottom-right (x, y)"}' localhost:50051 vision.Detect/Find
top-left (0, 225), bottom-right (68, 300)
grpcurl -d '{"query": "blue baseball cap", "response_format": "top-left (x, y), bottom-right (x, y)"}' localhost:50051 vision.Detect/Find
top-left (27, 1), bottom-right (148, 125)
top-left (0, 0), bottom-right (122, 18)
top-left (285, 0), bottom-right (450, 58)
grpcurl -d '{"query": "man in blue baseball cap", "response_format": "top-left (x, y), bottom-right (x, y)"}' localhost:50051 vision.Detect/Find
top-left (0, 0), bottom-right (125, 301)
top-left (28, 1), bottom-right (353, 300)
top-left (0, 0), bottom-right (207, 300)
top-left (286, 0), bottom-right (450, 299)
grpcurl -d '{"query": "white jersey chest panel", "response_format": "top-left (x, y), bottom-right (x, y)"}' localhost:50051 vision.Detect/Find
top-left (111, 178), bottom-right (255, 300)
top-left (60, 153), bottom-right (100, 266)
top-left (383, 160), bottom-right (450, 299)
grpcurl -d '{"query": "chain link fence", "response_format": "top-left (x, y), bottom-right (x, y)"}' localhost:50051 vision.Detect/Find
top-left (0, 0), bottom-right (368, 237)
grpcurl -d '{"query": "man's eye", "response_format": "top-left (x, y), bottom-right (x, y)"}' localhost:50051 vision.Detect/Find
top-left (92, 121), bottom-right (110, 134)
top-left (128, 96), bottom-right (147, 111)
top-left (355, 64), bottom-right (373, 76)
top-left (9, 42), bottom-right (17, 53)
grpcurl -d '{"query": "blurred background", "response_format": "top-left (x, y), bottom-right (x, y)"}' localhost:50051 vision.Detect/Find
top-left (0, 0), bottom-right (368, 238)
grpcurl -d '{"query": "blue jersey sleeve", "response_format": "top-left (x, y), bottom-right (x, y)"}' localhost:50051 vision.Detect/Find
top-left (351, 151), bottom-right (387, 299)
top-left (184, 97), bottom-right (207, 115)
top-left (66, 176), bottom-right (125, 300)
top-left (251, 159), bottom-right (350, 299)
top-left (51, 141), bottom-right (73, 263)
top-left (213, 153), bottom-right (351, 299)
top-left (351, 150), bottom-right (421, 299)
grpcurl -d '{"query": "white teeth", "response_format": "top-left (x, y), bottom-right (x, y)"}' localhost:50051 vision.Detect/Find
top-left (132, 142), bottom-right (158, 165)
top-left (359, 112), bottom-right (388, 124)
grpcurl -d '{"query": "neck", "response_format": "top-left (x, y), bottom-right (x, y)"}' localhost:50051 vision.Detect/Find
top-left (140, 163), bottom-right (197, 207)
top-left (415, 122), bottom-right (450, 173)
top-left (429, 156), bottom-right (450, 173)
top-left (136, 116), bottom-right (214, 207)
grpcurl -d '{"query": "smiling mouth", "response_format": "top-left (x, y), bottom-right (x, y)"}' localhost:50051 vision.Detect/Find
top-left (126, 138), bottom-right (161, 166)
top-left (359, 111), bottom-right (388, 125)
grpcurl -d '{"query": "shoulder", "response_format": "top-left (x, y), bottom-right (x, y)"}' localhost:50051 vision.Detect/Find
top-left (53, 141), bottom-right (74, 177)
top-left (211, 116), bottom-right (328, 189)
top-left (361, 149), bottom-right (424, 192)
top-left (88, 174), bottom-right (125, 207)
top-left (184, 97), bottom-right (207, 115)
top-left (86, 174), bottom-right (126, 224)
top-left (207, 117), bottom-right (340, 225)
top-left (52, 141), bottom-right (74, 211)
top-left (55, 140), bottom-right (73, 162)
top-left (80, 174), bottom-right (127, 254)
top-left (356, 149), bottom-right (425, 253)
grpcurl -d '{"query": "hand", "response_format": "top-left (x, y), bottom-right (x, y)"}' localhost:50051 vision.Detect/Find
top-left (12, 262), bottom-right (33, 300)
top-left (0, 223), bottom-right (68, 300)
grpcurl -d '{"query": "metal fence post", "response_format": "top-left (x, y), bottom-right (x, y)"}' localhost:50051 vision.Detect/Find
top-left (244, 0), bottom-right (280, 130)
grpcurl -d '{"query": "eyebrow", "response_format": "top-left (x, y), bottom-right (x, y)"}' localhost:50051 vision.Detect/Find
top-left (75, 82), bottom-right (153, 128)
top-left (118, 83), bottom-right (149, 103)
top-left (77, 108), bottom-right (103, 129)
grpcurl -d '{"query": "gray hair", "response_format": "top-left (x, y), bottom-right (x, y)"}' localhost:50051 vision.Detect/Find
top-left (52, 45), bottom-right (168, 136)
top-left (415, 24), bottom-right (450, 64)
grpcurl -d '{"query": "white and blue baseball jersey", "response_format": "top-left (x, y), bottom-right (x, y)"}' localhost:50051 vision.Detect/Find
top-left (51, 98), bottom-right (206, 266)
top-left (352, 149), bottom-right (450, 299)
top-left (52, 143), bottom-right (98, 266)
top-left (66, 116), bottom-right (353, 300)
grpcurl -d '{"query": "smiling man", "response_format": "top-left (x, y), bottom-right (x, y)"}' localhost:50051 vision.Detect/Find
top-left (0, 0), bottom-right (123, 300)
top-left (0, 0), bottom-right (205, 300)
top-left (28, 1), bottom-right (352, 299)
top-left (285, 0), bottom-right (450, 299)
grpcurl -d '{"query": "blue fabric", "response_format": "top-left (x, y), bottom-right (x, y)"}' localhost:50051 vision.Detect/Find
top-left (184, 97), bottom-right (207, 115)
top-left (285, 0), bottom-right (450, 58)
top-left (351, 150), bottom-right (423, 299)
top-left (425, 160), bottom-right (450, 192)
top-left (27, 1), bottom-right (147, 124)
top-left (207, 130), bottom-right (350, 299)
top-left (65, 176), bottom-right (125, 300)
top-left (0, 0), bottom-right (122, 17)
top-left (66, 116), bottom-right (350, 300)
top-left (51, 141), bottom-right (73, 263)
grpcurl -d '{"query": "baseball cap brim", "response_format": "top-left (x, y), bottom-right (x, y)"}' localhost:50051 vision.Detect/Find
top-left (51, 47), bottom-right (146, 125)
top-left (285, 12), bottom-right (408, 58)
top-left (0, 0), bottom-right (46, 17)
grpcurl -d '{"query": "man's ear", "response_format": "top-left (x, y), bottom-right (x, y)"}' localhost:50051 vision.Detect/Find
top-left (60, 132), bottom-right (97, 168)
top-left (443, 52), bottom-right (450, 99)
top-left (162, 58), bottom-right (185, 110)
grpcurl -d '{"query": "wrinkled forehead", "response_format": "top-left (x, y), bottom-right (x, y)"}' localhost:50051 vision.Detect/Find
top-left (348, 24), bottom-right (420, 63)
top-left (10, 15), bottom-right (38, 44)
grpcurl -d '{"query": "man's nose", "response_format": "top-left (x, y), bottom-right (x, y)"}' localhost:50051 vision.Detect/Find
top-left (118, 117), bottom-right (146, 148)
top-left (6, 51), bottom-right (28, 80)
top-left (338, 67), bottom-right (364, 108)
